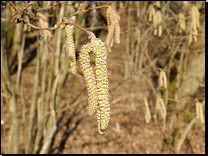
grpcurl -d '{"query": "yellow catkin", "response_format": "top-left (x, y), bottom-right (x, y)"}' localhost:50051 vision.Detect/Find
top-left (155, 1), bottom-right (161, 8)
top-left (159, 70), bottom-right (167, 89)
top-left (79, 44), bottom-right (98, 116)
top-left (148, 5), bottom-right (155, 22)
top-left (198, 102), bottom-right (204, 124)
top-left (97, 107), bottom-right (105, 134)
top-left (196, 101), bottom-right (204, 124)
top-left (65, 25), bottom-right (77, 74)
top-left (109, 36), bottom-right (114, 48)
top-left (106, 6), bottom-right (114, 46)
top-left (106, 23), bottom-right (115, 47)
top-left (191, 5), bottom-right (200, 42)
top-left (178, 13), bottom-right (186, 33)
top-left (114, 15), bottom-right (120, 44)
top-left (158, 11), bottom-right (163, 37)
top-left (153, 11), bottom-right (158, 35)
top-left (188, 33), bottom-right (193, 46)
top-left (153, 11), bottom-right (162, 36)
top-left (80, 33), bottom-right (110, 134)
top-left (157, 96), bottom-right (167, 120)
top-left (106, 6), bottom-right (120, 47)
top-left (144, 96), bottom-right (151, 123)
top-left (159, 97), bottom-right (166, 119)
top-left (195, 6), bottom-right (200, 28)
top-left (92, 38), bottom-right (110, 133)
top-left (195, 101), bottom-right (200, 119)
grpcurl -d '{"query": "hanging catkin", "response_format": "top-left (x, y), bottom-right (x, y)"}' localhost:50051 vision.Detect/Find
top-left (65, 25), bottom-right (77, 74)
top-left (178, 13), bottom-right (186, 33)
top-left (80, 33), bottom-right (110, 134)
top-left (92, 38), bottom-right (110, 133)
top-left (106, 6), bottom-right (120, 47)
top-left (79, 44), bottom-right (98, 116)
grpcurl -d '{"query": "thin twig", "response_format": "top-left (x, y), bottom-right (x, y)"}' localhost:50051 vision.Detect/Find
top-left (67, 1), bottom-right (88, 19)
top-left (1, 12), bottom-right (18, 22)
top-left (54, 3), bottom-right (65, 76)
top-left (141, 74), bottom-right (157, 96)
top-left (1, 44), bottom-right (19, 153)
top-left (82, 1), bottom-right (114, 13)
top-left (35, 1), bottom-right (78, 12)
top-left (26, 37), bottom-right (41, 154)
top-left (43, 39), bottom-right (57, 56)
top-left (26, 22), bottom-right (56, 30)
top-left (63, 22), bottom-right (91, 35)
top-left (16, 20), bottom-right (27, 92)
top-left (8, 1), bottom-right (18, 12)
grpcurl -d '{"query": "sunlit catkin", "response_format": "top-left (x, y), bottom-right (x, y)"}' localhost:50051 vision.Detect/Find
top-left (80, 33), bottom-right (110, 134)
top-left (199, 102), bottom-right (204, 124)
top-left (153, 11), bottom-right (163, 36)
top-left (107, 23), bottom-right (115, 47)
top-left (178, 13), bottom-right (186, 33)
top-left (148, 5), bottom-right (155, 22)
top-left (196, 101), bottom-right (199, 119)
top-left (191, 5), bottom-right (200, 42)
top-left (79, 44), bottom-right (98, 116)
top-left (155, 1), bottom-right (161, 8)
top-left (159, 70), bottom-right (167, 89)
top-left (114, 15), bottom-right (121, 44)
top-left (65, 25), bottom-right (76, 74)
top-left (92, 38), bottom-right (110, 133)
top-left (144, 96), bottom-right (151, 123)
top-left (156, 96), bottom-right (167, 120)
top-left (196, 101), bottom-right (204, 124)
top-left (106, 6), bottom-right (120, 47)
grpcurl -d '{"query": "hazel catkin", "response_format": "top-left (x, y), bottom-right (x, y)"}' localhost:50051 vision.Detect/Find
top-left (92, 38), bottom-right (110, 132)
top-left (65, 25), bottom-right (77, 74)
top-left (79, 44), bottom-right (98, 116)
top-left (80, 34), bottom-right (111, 134)
top-left (106, 6), bottom-right (120, 47)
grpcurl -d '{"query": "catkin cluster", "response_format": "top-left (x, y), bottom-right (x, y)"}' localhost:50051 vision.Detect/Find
top-left (191, 5), bottom-right (200, 42)
top-left (148, 5), bottom-right (163, 37)
top-left (106, 6), bottom-right (120, 47)
top-left (80, 34), bottom-right (110, 134)
top-left (93, 38), bottom-right (110, 134)
top-left (65, 25), bottom-right (77, 74)
top-left (37, 13), bottom-right (52, 40)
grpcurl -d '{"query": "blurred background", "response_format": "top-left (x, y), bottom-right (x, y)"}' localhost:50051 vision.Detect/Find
top-left (1, 1), bottom-right (205, 154)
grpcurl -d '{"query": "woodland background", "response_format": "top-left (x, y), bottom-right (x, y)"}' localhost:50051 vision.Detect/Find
top-left (1, 1), bottom-right (205, 154)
